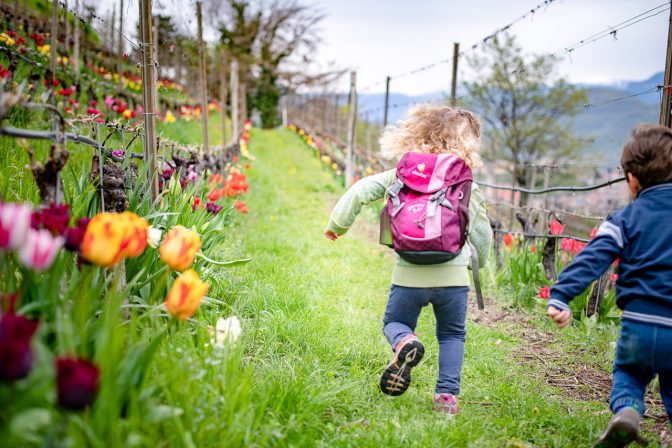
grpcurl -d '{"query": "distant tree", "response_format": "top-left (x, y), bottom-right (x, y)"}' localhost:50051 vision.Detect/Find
top-left (465, 34), bottom-right (588, 204)
top-left (207, 0), bottom-right (330, 128)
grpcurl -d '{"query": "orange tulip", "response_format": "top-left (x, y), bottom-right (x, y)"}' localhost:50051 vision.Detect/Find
top-left (159, 225), bottom-right (202, 271)
top-left (80, 212), bottom-right (130, 267)
top-left (120, 212), bottom-right (149, 258)
top-left (165, 269), bottom-right (208, 320)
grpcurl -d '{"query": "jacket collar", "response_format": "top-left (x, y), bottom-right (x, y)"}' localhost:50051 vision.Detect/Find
top-left (638, 182), bottom-right (672, 198)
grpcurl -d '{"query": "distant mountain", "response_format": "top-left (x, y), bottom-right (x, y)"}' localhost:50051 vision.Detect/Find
top-left (357, 71), bottom-right (662, 163)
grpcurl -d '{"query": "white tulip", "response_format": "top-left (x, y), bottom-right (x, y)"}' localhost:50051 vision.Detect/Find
top-left (212, 316), bottom-right (241, 348)
top-left (147, 226), bottom-right (162, 248)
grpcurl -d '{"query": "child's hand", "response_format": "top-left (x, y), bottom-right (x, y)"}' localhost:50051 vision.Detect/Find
top-left (324, 229), bottom-right (339, 241)
top-left (547, 306), bottom-right (572, 329)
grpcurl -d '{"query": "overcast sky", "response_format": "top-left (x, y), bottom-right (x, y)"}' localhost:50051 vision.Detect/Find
top-left (312, 0), bottom-right (669, 95)
top-left (105, 0), bottom-right (669, 95)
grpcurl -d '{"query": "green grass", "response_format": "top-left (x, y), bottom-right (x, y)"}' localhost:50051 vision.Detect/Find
top-left (188, 128), bottom-right (663, 447)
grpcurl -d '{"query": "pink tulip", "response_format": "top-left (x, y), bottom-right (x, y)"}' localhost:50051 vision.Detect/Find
top-left (104, 96), bottom-right (115, 109)
top-left (0, 203), bottom-right (33, 250)
top-left (549, 220), bottom-right (565, 236)
top-left (19, 229), bottom-right (64, 271)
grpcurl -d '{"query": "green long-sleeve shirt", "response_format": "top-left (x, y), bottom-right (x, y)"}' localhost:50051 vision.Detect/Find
top-left (327, 169), bottom-right (492, 287)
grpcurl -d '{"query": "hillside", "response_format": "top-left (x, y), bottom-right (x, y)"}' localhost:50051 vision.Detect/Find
top-left (359, 72), bottom-right (663, 163)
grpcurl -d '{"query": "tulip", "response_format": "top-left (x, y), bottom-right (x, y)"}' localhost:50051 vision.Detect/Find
top-left (549, 220), bottom-right (565, 236)
top-left (80, 212), bottom-right (130, 267)
top-left (56, 357), bottom-right (100, 410)
top-left (165, 269), bottom-right (209, 320)
top-left (19, 229), bottom-right (64, 271)
top-left (165, 110), bottom-right (176, 124)
top-left (610, 274), bottom-right (619, 285)
top-left (120, 212), bottom-right (149, 259)
top-left (212, 316), bottom-right (241, 347)
top-left (503, 233), bottom-right (514, 252)
top-left (206, 202), bottom-right (223, 215)
top-left (0, 297), bottom-right (39, 382)
top-left (0, 202), bottom-right (32, 250)
top-left (590, 227), bottom-right (598, 239)
top-left (64, 218), bottom-right (91, 252)
top-left (159, 226), bottom-right (202, 272)
top-left (561, 238), bottom-right (574, 253)
top-left (147, 226), bottom-right (162, 249)
top-left (538, 286), bottom-right (550, 299)
top-left (32, 203), bottom-right (70, 236)
top-left (235, 201), bottom-right (248, 214)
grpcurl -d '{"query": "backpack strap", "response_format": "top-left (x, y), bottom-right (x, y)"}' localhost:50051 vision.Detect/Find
top-left (387, 178), bottom-right (405, 217)
top-left (468, 242), bottom-right (485, 310)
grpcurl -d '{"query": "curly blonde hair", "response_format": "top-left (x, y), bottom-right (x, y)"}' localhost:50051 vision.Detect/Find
top-left (379, 104), bottom-right (482, 168)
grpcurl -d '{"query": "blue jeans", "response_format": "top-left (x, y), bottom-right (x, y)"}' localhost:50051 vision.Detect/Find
top-left (611, 320), bottom-right (672, 419)
top-left (382, 285), bottom-right (468, 395)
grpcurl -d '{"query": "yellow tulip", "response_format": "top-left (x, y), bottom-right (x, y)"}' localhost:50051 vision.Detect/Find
top-left (165, 269), bottom-right (208, 320)
top-left (165, 111), bottom-right (176, 124)
top-left (159, 225), bottom-right (202, 271)
top-left (38, 45), bottom-right (50, 55)
top-left (80, 212), bottom-right (131, 267)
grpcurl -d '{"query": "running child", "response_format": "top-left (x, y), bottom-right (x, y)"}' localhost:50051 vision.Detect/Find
top-left (324, 105), bottom-right (492, 415)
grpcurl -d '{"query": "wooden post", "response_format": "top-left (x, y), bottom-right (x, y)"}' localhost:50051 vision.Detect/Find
top-left (73, 0), bottom-right (79, 75)
top-left (346, 71), bottom-right (357, 187)
top-left (64, 0), bottom-right (70, 53)
top-left (541, 165), bottom-right (551, 232)
top-left (281, 97), bottom-right (288, 128)
top-left (139, 0), bottom-right (159, 200)
top-left (240, 79), bottom-right (247, 125)
top-left (49, 0), bottom-right (58, 92)
top-left (196, 1), bottom-right (209, 152)
top-left (219, 48), bottom-right (228, 145)
top-left (110, 9), bottom-right (115, 68)
top-left (383, 76), bottom-right (390, 127)
top-left (660, 4), bottom-right (672, 127)
top-left (365, 111), bottom-right (372, 152)
top-left (450, 42), bottom-right (460, 107)
top-left (230, 58), bottom-right (240, 142)
top-left (117, 0), bottom-right (124, 93)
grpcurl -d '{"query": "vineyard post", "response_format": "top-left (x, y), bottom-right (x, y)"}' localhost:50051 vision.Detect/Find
top-left (117, 0), bottom-right (124, 93)
top-left (139, 0), bottom-right (159, 200)
top-left (230, 59), bottom-right (240, 142)
top-left (660, 3), bottom-right (672, 127)
top-left (73, 0), bottom-right (79, 75)
top-left (540, 165), bottom-right (551, 231)
top-left (365, 111), bottom-right (372, 152)
top-left (196, 1), bottom-right (209, 153)
top-left (50, 0), bottom-right (62, 201)
top-left (110, 9), bottom-right (115, 70)
top-left (450, 42), bottom-right (459, 107)
top-left (281, 97), bottom-right (288, 128)
top-left (383, 76), bottom-right (390, 127)
top-left (346, 71), bottom-right (358, 187)
top-left (219, 48), bottom-right (228, 144)
top-left (64, 0), bottom-right (69, 53)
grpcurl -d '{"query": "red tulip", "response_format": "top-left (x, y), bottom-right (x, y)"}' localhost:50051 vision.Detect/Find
top-left (590, 227), bottom-right (598, 239)
top-left (503, 233), bottom-right (514, 250)
top-left (538, 286), bottom-right (550, 300)
top-left (561, 238), bottom-right (574, 253)
top-left (56, 357), bottom-right (100, 410)
top-left (64, 218), bottom-right (91, 252)
top-left (32, 203), bottom-right (70, 236)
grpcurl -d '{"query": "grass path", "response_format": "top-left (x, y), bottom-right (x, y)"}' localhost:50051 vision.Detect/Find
top-left (223, 129), bottom-right (656, 447)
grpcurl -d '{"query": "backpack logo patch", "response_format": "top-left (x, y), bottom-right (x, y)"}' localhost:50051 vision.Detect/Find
top-left (412, 163), bottom-right (428, 179)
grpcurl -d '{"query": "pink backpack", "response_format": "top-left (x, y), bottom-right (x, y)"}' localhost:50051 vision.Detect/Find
top-left (380, 152), bottom-right (473, 263)
top-left (379, 152), bottom-right (484, 308)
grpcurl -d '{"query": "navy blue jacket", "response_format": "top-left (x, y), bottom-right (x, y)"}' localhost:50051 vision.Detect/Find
top-left (548, 183), bottom-right (672, 328)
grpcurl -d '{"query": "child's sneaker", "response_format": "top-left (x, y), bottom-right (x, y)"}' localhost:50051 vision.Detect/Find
top-left (433, 393), bottom-right (459, 416)
top-left (594, 407), bottom-right (648, 448)
top-left (379, 334), bottom-right (424, 396)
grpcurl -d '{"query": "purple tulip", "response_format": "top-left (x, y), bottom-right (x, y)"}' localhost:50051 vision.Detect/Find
top-left (32, 203), bottom-right (70, 236)
top-left (206, 202), bottom-right (223, 215)
top-left (0, 296), bottom-right (39, 382)
top-left (56, 357), bottom-right (100, 410)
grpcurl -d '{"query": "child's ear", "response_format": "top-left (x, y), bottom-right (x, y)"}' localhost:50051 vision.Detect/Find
top-left (626, 172), bottom-right (642, 199)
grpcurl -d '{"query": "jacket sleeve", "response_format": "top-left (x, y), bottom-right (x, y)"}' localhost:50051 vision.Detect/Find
top-left (467, 183), bottom-right (492, 268)
top-left (326, 170), bottom-right (395, 235)
top-left (547, 217), bottom-right (624, 312)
